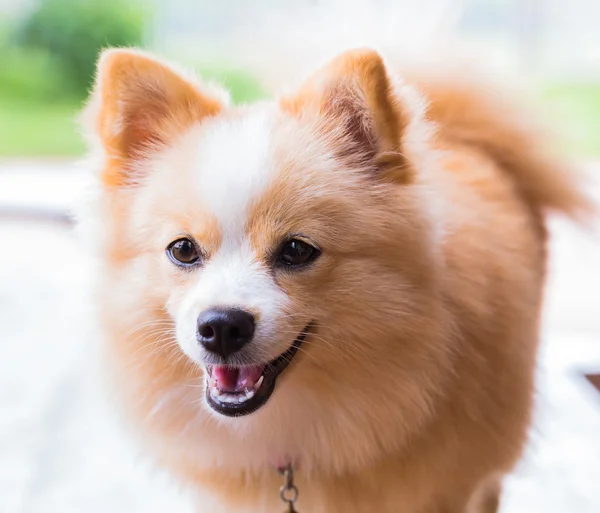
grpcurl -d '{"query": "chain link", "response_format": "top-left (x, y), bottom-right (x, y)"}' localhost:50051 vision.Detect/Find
top-left (278, 464), bottom-right (299, 512)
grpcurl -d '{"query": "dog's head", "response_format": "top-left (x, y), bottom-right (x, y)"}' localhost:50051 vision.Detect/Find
top-left (85, 48), bottom-right (447, 473)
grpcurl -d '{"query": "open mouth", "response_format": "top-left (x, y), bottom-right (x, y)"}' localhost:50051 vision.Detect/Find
top-left (205, 323), bottom-right (313, 417)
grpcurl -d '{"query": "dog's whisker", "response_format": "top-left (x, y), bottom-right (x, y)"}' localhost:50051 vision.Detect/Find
top-left (123, 320), bottom-right (175, 339)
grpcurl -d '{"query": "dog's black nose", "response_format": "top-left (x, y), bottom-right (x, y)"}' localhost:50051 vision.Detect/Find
top-left (197, 308), bottom-right (255, 358)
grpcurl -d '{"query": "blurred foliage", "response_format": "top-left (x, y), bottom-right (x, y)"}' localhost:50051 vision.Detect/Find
top-left (0, 0), bottom-right (266, 156)
top-left (199, 66), bottom-right (268, 104)
top-left (0, 99), bottom-right (85, 157)
top-left (12, 0), bottom-right (146, 100)
top-left (0, 45), bottom-right (66, 101)
top-left (540, 83), bottom-right (600, 158)
top-left (0, 0), bottom-right (595, 159)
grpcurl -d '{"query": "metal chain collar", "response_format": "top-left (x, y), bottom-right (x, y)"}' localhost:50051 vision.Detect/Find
top-left (278, 463), bottom-right (299, 512)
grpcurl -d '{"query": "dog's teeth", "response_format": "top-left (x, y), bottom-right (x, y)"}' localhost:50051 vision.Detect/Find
top-left (210, 389), bottom-right (253, 405)
top-left (206, 371), bottom-right (265, 406)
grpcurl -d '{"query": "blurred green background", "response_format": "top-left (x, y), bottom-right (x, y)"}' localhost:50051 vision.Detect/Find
top-left (0, 0), bottom-right (598, 158)
top-left (0, 0), bottom-right (268, 157)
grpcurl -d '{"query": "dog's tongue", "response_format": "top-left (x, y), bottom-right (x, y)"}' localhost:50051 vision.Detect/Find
top-left (212, 365), bottom-right (264, 392)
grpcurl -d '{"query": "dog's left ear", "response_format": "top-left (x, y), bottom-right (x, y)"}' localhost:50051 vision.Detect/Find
top-left (282, 49), bottom-right (410, 183)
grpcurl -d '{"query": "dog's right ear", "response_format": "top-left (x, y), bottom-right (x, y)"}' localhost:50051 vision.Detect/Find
top-left (281, 49), bottom-right (411, 184)
top-left (84, 48), bottom-right (228, 187)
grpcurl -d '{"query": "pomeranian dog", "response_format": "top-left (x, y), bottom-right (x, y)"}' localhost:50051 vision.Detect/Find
top-left (82, 47), bottom-right (591, 512)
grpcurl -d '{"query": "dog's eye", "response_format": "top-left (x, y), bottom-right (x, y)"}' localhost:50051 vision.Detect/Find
top-left (167, 238), bottom-right (200, 267)
top-left (277, 238), bottom-right (320, 268)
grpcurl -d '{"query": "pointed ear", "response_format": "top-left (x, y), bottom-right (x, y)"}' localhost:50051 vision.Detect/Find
top-left (84, 48), bottom-right (228, 187)
top-left (281, 49), bottom-right (410, 182)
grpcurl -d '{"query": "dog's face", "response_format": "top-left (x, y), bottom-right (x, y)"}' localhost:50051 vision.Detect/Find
top-left (86, 49), bottom-right (447, 473)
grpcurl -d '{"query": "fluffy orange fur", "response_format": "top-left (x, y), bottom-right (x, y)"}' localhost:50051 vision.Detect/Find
top-left (83, 48), bottom-right (593, 512)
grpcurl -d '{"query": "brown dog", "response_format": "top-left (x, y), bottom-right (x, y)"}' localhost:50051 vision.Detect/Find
top-left (82, 47), bottom-right (592, 512)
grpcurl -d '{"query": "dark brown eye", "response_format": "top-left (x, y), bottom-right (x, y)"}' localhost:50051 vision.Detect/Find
top-left (277, 238), bottom-right (320, 268)
top-left (167, 238), bottom-right (200, 267)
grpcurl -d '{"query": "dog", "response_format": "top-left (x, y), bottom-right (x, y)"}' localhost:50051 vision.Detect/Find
top-left (81, 47), bottom-right (592, 512)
